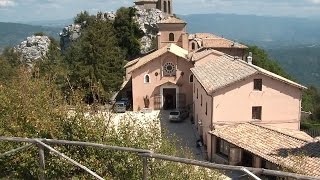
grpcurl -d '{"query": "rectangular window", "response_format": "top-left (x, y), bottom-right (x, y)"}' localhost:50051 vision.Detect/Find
top-left (201, 95), bottom-right (203, 106)
top-left (216, 138), bottom-right (229, 158)
top-left (197, 89), bottom-right (198, 99)
top-left (205, 102), bottom-right (208, 115)
top-left (254, 79), bottom-right (262, 91)
top-left (252, 106), bottom-right (262, 120)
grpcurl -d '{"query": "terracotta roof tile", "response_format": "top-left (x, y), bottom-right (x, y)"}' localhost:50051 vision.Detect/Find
top-left (191, 56), bottom-right (306, 94)
top-left (202, 38), bottom-right (248, 49)
top-left (210, 123), bottom-right (320, 177)
top-left (191, 56), bottom-right (257, 93)
top-left (124, 59), bottom-right (139, 68)
top-left (190, 49), bottom-right (224, 61)
top-left (159, 16), bottom-right (186, 24)
top-left (130, 44), bottom-right (188, 72)
top-left (189, 33), bottom-right (221, 39)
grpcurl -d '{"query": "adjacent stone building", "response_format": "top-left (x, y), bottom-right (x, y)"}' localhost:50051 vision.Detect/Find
top-left (134, 0), bottom-right (173, 16)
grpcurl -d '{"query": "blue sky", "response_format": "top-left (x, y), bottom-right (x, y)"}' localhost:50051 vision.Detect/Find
top-left (1, 0), bottom-right (320, 22)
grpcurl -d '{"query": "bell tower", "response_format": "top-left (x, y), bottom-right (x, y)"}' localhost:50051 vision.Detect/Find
top-left (157, 0), bottom-right (173, 16)
top-left (156, 16), bottom-right (188, 50)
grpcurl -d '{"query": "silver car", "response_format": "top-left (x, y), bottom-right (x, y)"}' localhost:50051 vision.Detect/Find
top-left (169, 111), bottom-right (181, 122)
top-left (114, 101), bottom-right (126, 113)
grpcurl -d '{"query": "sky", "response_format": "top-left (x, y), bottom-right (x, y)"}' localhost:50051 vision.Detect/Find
top-left (1, 0), bottom-right (320, 22)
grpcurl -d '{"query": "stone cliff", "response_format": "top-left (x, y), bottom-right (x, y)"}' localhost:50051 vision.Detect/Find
top-left (59, 6), bottom-right (164, 54)
top-left (15, 35), bottom-right (51, 66)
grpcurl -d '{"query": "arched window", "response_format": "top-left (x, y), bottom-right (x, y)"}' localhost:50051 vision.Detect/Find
top-left (189, 74), bottom-right (194, 83)
top-left (169, 33), bottom-right (174, 41)
top-left (168, 1), bottom-right (171, 14)
top-left (192, 42), bottom-right (196, 50)
top-left (144, 74), bottom-right (150, 83)
top-left (163, 1), bottom-right (167, 13)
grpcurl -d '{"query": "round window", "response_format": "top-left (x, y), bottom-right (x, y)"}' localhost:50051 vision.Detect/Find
top-left (164, 62), bottom-right (175, 74)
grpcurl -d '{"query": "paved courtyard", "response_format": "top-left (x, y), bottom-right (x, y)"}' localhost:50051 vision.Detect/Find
top-left (158, 110), bottom-right (205, 160)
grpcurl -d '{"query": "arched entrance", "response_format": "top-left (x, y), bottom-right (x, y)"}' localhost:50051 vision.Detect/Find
top-left (163, 89), bottom-right (176, 110)
top-left (160, 84), bottom-right (179, 110)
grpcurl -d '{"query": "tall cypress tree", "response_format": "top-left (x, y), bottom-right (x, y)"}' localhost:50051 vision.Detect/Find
top-left (113, 7), bottom-right (144, 60)
top-left (65, 20), bottom-right (125, 99)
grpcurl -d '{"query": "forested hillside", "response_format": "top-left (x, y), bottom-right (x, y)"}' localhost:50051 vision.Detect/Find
top-left (268, 46), bottom-right (320, 87)
top-left (0, 22), bottom-right (60, 52)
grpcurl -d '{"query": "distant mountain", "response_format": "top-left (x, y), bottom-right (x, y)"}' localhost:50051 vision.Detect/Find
top-left (179, 14), bottom-right (320, 49)
top-left (24, 18), bottom-right (74, 27)
top-left (268, 46), bottom-right (320, 87)
top-left (0, 22), bottom-right (60, 49)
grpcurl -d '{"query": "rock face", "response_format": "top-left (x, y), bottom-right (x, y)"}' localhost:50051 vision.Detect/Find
top-left (59, 24), bottom-right (82, 53)
top-left (15, 35), bottom-right (51, 65)
top-left (59, 7), bottom-right (164, 54)
top-left (135, 6), bottom-right (164, 53)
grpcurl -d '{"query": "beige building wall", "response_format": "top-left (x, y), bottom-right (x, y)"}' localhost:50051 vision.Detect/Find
top-left (132, 52), bottom-right (193, 111)
top-left (214, 48), bottom-right (246, 60)
top-left (193, 78), bottom-right (213, 146)
top-left (212, 74), bottom-right (302, 130)
top-left (135, 3), bottom-right (157, 10)
top-left (157, 24), bottom-right (188, 50)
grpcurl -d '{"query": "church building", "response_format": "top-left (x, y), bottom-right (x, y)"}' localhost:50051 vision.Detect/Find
top-left (120, 1), bottom-right (317, 176)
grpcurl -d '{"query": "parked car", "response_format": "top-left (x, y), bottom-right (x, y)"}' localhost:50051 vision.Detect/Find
top-left (169, 110), bottom-right (189, 122)
top-left (120, 97), bottom-right (131, 109)
top-left (114, 101), bottom-right (126, 113)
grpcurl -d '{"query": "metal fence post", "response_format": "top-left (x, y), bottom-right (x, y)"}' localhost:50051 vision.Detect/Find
top-left (142, 157), bottom-right (148, 180)
top-left (38, 144), bottom-right (45, 180)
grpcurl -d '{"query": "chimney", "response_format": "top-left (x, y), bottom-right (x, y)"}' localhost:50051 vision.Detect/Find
top-left (247, 52), bottom-right (253, 64)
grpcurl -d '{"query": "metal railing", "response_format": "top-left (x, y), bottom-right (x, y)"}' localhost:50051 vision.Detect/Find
top-left (0, 136), bottom-right (319, 180)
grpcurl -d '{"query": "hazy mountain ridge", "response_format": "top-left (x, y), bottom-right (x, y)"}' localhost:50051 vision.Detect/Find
top-left (180, 13), bottom-right (320, 49)
top-left (268, 46), bottom-right (320, 87)
top-left (1, 14), bottom-right (319, 86)
top-left (0, 22), bottom-right (60, 50)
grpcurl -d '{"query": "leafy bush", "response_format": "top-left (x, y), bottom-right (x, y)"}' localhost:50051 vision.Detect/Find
top-left (0, 70), bottom-right (223, 179)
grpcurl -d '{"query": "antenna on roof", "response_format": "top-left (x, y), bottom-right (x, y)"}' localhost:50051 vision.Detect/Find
top-left (247, 52), bottom-right (253, 64)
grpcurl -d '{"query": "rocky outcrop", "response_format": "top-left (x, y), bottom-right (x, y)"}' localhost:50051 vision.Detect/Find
top-left (59, 24), bottom-right (82, 53)
top-left (15, 35), bottom-right (51, 65)
top-left (135, 6), bottom-right (164, 53)
top-left (59, 7), bottom-right (164, 54)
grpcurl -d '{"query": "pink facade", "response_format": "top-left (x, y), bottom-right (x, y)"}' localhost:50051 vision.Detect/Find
top-left (131, 52), bottom-right (193, 111)
top-left (157, 23), bottom-right (188, 50)
top-left (193, 73), bottom-right (303, 160)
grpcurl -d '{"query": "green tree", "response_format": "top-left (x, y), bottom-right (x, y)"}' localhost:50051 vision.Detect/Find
top-left (114, 7), bottom-right (144, 59)
top-left (247, 46), bottom-right (292, 79)
top-left (73, 11), bottom-right (96, 27)
top-left (65, 19), bottom-right (125, 100)
top-left (34, 32), bottom-right (45, 36)
top-left (0, 69), bottom-right (222, 179)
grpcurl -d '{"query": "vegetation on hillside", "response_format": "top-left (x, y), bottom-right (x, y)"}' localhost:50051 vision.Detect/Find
top-left (0, 10), bottom-right (224, 179)
top-left (0, 67), bottom-right (221, 179)
top-left (113, 7), bottom-right (144, 59)
top-left (0, 22), bottom-right (60, 48)
top-left (268, 46), bottom-right (320, 87)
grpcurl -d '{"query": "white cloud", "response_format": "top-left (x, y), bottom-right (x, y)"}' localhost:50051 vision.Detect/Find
top-left (0, 0), bottom-right (15, 8)
top-left (308, 0), bottom-right (320, 4)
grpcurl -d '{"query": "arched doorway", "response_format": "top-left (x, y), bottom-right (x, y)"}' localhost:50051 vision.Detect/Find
top-left (160, 84), bottom-right (179, 110)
